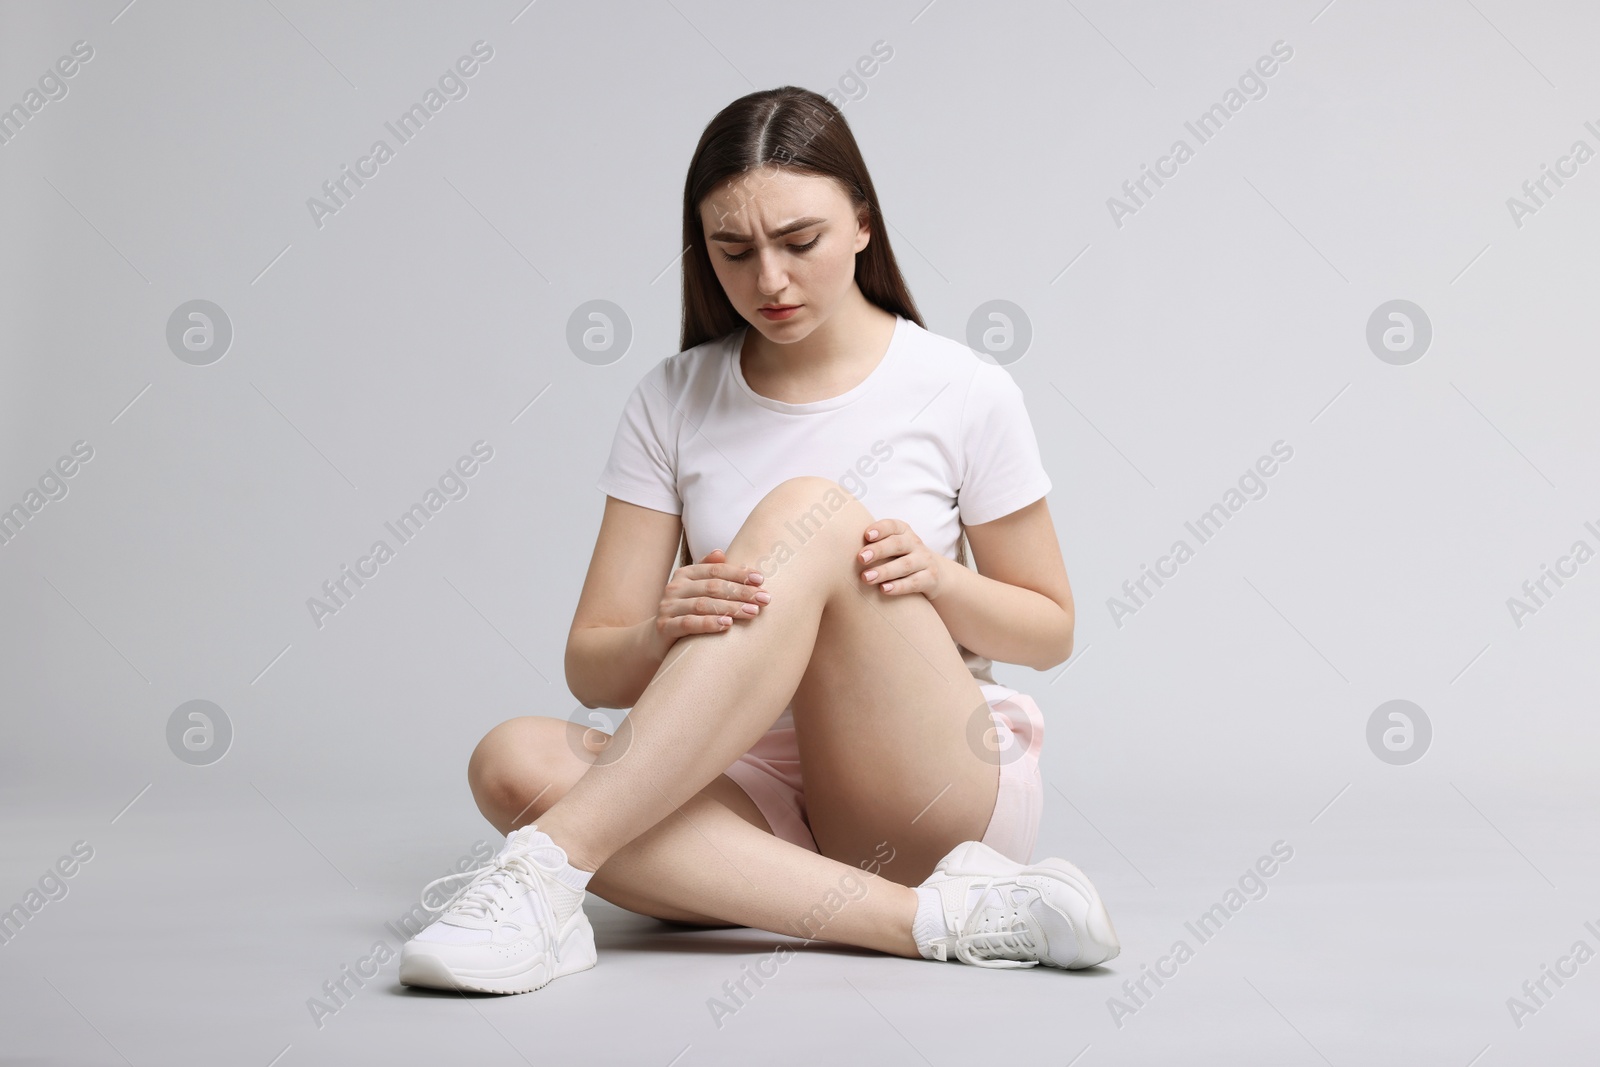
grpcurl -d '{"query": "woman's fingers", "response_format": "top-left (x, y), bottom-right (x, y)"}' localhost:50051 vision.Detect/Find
top-left (664, 594), bottom-right (758, 621)
top-left (665, 613), bottom-right (732, 641)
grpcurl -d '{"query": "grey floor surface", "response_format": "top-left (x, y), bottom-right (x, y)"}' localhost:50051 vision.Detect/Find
top-left (3, 781), bottom-right (1594, 1066)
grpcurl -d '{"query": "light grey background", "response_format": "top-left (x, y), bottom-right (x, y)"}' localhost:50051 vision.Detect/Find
top-left (2, 1), bottom-right (1596, 1064)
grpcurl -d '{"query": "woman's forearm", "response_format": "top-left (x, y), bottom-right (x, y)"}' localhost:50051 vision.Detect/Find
top-left (925, 554), bottom-right (1074, 672)
top-left (565, 618), bottom-right (668, 710)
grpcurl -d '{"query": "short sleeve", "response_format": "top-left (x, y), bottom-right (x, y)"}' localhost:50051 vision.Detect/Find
top-left (595, 369), bottom-right (681, 515)
top-left (957, 364), bottom-right (1052, 526)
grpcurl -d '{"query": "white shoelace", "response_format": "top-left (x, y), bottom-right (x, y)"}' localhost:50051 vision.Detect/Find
top-left (938, 877), bottom-right (1042, 969)
top-left (419, 841), bottom-right (564, 962)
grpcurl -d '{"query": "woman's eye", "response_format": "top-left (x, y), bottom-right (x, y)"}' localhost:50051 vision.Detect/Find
top-left (718, 235), bottom-right (821, 262)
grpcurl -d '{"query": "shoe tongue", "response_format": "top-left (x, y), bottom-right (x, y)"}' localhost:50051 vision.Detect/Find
top-left (440, 866), bottom-right (519, 926)
top-left (508, 831), bottom-right (572, 870)
top-left (965, 884), bottom-right (1023, 920)
top-left (500, 825), bottom-right (568, 870)
top-left (965, 885), bottom-right (995, 915)
top-left (504, 824), bottom-right (542, 848)
top-left (964, 884), bottom-right (1034, 937)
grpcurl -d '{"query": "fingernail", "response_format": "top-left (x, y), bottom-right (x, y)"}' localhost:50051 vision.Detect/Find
top-left (863, 569), bottom-right (878, 581)
top-left (749, 572), bottom-right (763, 583)
top-left (860, 549), bottom-right (873, 562)
top-left (754, 591), bottom-right (771, 603)
top-left (742, 604), bottom-right (760, 614)
top-left (868, 529), bottom-right (878, 540)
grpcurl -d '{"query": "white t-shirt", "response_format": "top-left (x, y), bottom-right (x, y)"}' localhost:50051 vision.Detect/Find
top-left (596, 312), bottom-right (1052, 720)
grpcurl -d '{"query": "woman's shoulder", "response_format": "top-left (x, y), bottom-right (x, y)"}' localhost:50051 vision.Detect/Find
top-left (629, 329), bottom-right (735, 399)
top-left (894, 315), bottom-right (1005, 388)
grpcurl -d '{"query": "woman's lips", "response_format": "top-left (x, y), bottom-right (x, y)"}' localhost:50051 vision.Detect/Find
top-left (758, 305), bottom-right (801, 320)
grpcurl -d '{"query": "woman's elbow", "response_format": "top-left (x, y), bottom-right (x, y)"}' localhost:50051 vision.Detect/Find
top-left (1034, 605), bottom-right (1074, 671)
top-left (563, 642), bottom-right (597, 709)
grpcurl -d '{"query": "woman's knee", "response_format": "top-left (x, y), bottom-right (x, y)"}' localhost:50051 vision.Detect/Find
top-left (733, 476), bottom-right (870, 582)
top-left (748, 477), bottom-right (871, 542)
top-left (467, 716), bottom-right (585, 824)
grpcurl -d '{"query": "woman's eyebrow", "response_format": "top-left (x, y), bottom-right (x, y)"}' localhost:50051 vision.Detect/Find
top-left (706, 216), bottom-right (826, 243)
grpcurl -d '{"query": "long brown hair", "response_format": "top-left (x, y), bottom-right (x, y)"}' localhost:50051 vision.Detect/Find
top-left (679, 86), bottom-right (923, 352)
top-left (673, 87), bottom-right (971, 570)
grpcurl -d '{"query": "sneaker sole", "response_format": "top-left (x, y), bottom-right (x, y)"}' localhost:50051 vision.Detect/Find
top-left (936, 841), bottom-right (1121, 968)
top-left (399, 914), bottom-right (598, 994)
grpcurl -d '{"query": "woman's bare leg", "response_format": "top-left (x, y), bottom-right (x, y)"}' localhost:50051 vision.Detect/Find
top-left (535, 476), bottom-right (997, 871)
top-left (469, 715), bottom-right (922, 956)
top-left (525, 476), bottom-right (1003, 947)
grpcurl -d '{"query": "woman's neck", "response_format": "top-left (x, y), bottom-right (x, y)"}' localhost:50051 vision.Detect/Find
top-left (739, 298), bottom-right (898, 405)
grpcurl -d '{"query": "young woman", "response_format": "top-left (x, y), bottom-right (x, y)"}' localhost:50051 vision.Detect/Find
top-left (398, 86), bottom-right (1120, 994)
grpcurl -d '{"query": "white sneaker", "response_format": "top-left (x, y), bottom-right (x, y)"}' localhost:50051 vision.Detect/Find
top-left (398, 825), bottom-right (597, 994)
top-left (912, 840), bottom-right (1121, 969)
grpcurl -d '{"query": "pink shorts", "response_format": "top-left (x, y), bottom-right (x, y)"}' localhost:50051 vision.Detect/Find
top-left (721, 683), bottom-right (1046, 865)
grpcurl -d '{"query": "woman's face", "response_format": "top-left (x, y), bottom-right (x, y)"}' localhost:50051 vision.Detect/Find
top-left (699, 165), bottom-right (871, 341)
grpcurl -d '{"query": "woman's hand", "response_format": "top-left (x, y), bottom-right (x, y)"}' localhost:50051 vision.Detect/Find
top-left (857, 519), bottom-right (946, 599)
top-left (655, 547), bottom-right (770, 649)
